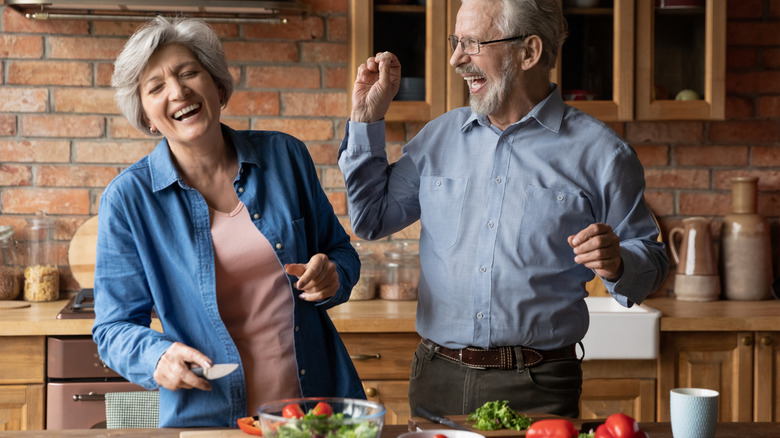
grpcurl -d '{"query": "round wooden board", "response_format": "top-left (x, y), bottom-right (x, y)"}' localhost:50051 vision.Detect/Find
top-left (68, 215), bottom-right (99, 289)
top-left (0, 300), bottom-right (31, 309)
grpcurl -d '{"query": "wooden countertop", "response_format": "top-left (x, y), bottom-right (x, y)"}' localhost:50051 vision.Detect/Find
top-left (2, 296), bottom-right (779, 337)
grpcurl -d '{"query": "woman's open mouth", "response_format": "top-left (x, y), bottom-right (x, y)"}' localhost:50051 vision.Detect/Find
top-left (172, 103), bottom-right (201, 121)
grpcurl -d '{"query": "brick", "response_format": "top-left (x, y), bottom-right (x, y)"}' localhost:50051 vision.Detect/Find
top-left (757, 95), bottom-right (780, 118)
top-left (0, 115), bottom-right (16, 136)
top-left (2, 188), bottom-right (91, 215)
top-left (338, 215), bottom-right (357, 240)
top-left (308, 0), bottom-right (348, 14)
top-left (92, 21), bottom-right (144, 37)
top-left (727, 0), bottom-right (764, 18)
top-left (21, 115), bottom-right (104, 138)
top-left (674, 145), bottom-right (749, 167)
top-left (282, 91), bottom-right (347, 116)
top-left (221, 118), bottom-right (251, 131)
top-left (634, 144), bottom-right (669, 167)
top-left (678, 192), bottom-right (731, 217)
top-left (0, 164), bottom-right (32, 186)
top-left (96, 63), bottom-right (114, 87)
top-left (643, 191), bottom-right (674, 217)
top-left (727, 48), bottom-right (759, 69)
top-left (728, 22), bottom-right (780, 46)
top-left (36, 165), bottom-right (120, 187)
top-left (306, 142), bottom-right (339, 165)
top-left (74, 140), bottom-right (156, 164)
top-left (0, 35), bottom-right (43, 59)
top-left (244, 16), bottom-right (324, 40)
top-left (7, 61), bottom-right (92, 86)
top-left (714, 170), bottom-right (780, 191)
top-left (725, 95), bottom-right (754, 119)
top-left (727, 71), bottom-right (780, 94)
top-left (109, 116), bottom-right (151, 139)
top-left (325, 66), bottom-right (346, 89)
top-left (391, 220), bottom-right (421, 240)
top-left (223, 41), bottom-right (298, 62)
top-left (752, 146), bottom-right (780, 167)
top-left (708, 120), bottom-right (780, 143)
top-left (301, 42), bottom-right (347, 63)
top-left (229, 66), bottom-right (241, 87)
top-left (625, 122), bottom-right (703, 144)
top-left (252, 118), bottom-right (334, 141)
top-left (2, 8), bottom-right (89, 34)
top-left (322, 167), bottom-right (345, 189)
top-left (644, 169), bottom-right (710, 190)
top-left (49, 37), bottom-right (127, 60)
top-left (54, 88), bottom-right (118, 114)
top-left (326, 190), bottom-right (346, 215)
top-left (328, 16), bottom-right (348, 42)
top-left (0, 139), bottom-right (70, 162)
top-left (0, 87), bottom-right (48, 112)
top-left (246, 66), bottom-right (320, 89)
top-left (222, 91), bottom-right (280, 116)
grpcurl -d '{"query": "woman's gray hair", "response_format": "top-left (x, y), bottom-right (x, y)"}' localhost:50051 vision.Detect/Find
top-left (112, 16), bottom-right (234, 136)
top-left (465, 0), bottom-right (567, 70)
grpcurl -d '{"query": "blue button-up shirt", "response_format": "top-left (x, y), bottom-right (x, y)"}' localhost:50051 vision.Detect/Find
top-left (93, 125), bottom-right (364, 428)
top-left (339, 88), bottom-right (669, 351)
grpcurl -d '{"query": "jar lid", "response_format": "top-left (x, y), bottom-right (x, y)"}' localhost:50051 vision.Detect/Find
top-left (0, 225), bottom-right (13, 241)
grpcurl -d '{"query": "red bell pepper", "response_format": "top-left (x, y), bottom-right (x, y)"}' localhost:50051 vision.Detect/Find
top-left (594, 413), bottom-right (648, 438)
top-left (526, 419), bottom-right (578, 438)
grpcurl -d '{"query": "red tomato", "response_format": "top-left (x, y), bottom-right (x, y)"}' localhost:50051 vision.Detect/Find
top-left (237, 416), bottom-right (263, 436)
top-left (312, 401), bottom-right (333, 417)
top-left (526, 419), bottom-right (578, 438)
top-left (433, 434), bottom-right (448, 438)
top-left (282, 403), bottom-right (305, 419)
top-left (594, 413), bottom-right (648, 438)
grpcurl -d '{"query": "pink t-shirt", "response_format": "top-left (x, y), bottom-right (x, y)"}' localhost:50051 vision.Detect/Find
top-left (210, 202), bottom-right (301, 415)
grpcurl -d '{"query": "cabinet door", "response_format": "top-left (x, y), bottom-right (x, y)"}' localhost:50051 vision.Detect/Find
top-left (580, 378), bottom-right (655, 422)
top-left (658, 332), bottom-right (753, 422)
top-left (554, 1), bottom-right (634, 121)
top-left (0, 384), bottom-right (44, 431)
top-left (348, 0), bottom-right (447, 121)
top-left (754, 332), bottom-right (780, 421)
top-left (363, 380), bottom-right (411, 425)
top-left (0, 336), bottom-right (45, 384)
top-left (340, 333), bottom-right (420, 380)
top-left (635, 0), bottom-right (725, 120)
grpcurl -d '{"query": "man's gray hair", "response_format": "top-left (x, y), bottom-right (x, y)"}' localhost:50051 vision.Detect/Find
top-left (112, 16), bottom-right (234, 136)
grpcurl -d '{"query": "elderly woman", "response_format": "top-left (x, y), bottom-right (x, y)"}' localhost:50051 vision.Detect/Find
top-left (92, 16), bottom-right (363, 428)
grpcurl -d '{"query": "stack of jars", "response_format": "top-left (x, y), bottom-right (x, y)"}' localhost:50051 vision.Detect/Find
top-left (379, 243), bottom-right (420, 301)
top-left (0, 225), bottom-right (22, 300)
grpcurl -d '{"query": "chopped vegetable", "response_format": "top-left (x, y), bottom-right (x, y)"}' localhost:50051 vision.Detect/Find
top-left (282, 403), bottom-right (305, 419)
top-left (312, 401), bottom-right (334, 418)
top-left (237, 416), bottom-right (263, 436)
top-left (594, 413), bottom-right (648, 438)
top-left (467, 400), bottom-right (532, 431)
top-left (526, 419), bottom-right (578, 438)
top-left (270, 403), bottom-right (379, 438)
top-left (433, 434), bottom-right (447, 438)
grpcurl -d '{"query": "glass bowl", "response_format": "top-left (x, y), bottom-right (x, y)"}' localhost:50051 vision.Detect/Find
top-left (256, 397), bottom-right (385, 438)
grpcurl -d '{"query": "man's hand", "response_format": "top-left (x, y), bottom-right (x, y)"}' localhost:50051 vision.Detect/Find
top-left (153, 342), bottom-right (213, 391)
top-left (351, 51), bottom-right (401, 123)
top-left (285, 253), bottom-right (339, 301)
top-left (568, 223), bottom-right (624, 281)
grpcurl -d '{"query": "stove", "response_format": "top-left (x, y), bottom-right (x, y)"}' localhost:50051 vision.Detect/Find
top-left (57, 288), bottom-right (95, 319)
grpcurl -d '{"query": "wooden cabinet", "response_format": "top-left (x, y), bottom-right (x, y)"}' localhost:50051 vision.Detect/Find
top-left (658, 331), bottom-right (780, 422)
top-left (0, 336), bottom-right (45, 431)
top-left (340, 332), bottom-right (420, 425)
top-left (580, 360), bottom-right (656, 422)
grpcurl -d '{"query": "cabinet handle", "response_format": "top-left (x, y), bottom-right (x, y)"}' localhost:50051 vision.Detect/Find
top-left (350, 353), bottom-right (381, 361)
top-left (365, 387), bottom-right (377, 397)
top-left (742, 335), bottom-right (753, 347)
top-left (762, 336), bottom-right (773, 346)
top-left (73, 392), bottom-right (106, 402)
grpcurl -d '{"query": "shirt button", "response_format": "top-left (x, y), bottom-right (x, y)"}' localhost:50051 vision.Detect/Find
top-left (557, 194), bottom-right (564, 201)
top-left (476, 312), bottom-right (484, 319)
top-left (495, 177), bottom-right (501, 184)
top-left (295, 326), bottom-right (300, 332)
top-left (238, 187), bottom-right (245, 193)
top-left (480, 266), bottom-right (487, 273)
top-left (487, 221), bottom-right (494, 228)
top-left (253, 213), bottom-right (260, 220)
top-left (435, 180), bottom-right (442, 187)
top-left (300, 369), bottom-right (306, 376)
top-left (276, 243), bottom-right (283, 249)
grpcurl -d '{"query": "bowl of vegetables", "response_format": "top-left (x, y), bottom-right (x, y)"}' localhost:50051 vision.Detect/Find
top-left (256, 397), bottom-right (385, 438)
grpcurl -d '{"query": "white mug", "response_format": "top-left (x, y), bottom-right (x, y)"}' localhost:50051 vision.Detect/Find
top-left (670, 388), bottom-right (719, 438)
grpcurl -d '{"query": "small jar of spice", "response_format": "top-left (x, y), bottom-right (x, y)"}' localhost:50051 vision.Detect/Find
top-left (379, 244), bottom-right (420, 300)
top-left (23, 212), bottom-right (60, 302)
top-left (0, 226), bottom-right (22, 301)
top-left (351, 242), bottom-right (378, 300)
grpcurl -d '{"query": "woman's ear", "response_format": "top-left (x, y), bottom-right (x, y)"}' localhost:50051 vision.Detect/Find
top-left (520, 35), bottom-right (543, 70)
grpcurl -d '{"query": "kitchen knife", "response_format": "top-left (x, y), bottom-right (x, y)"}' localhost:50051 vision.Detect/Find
top-left (191, 363), bottom-right (238, 380)
top-left (415, 406), bottom-right (470, 431)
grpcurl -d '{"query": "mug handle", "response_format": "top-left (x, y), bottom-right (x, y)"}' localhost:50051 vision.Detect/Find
top-left (668, 227), bottom-right (683, 265)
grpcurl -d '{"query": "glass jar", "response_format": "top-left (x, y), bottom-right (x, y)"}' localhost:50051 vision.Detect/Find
top-left (379, 244), bottom-right (420, 301)
top-left (0, 225), bottom-right (22, 300)
top-left (351, 242), bottom-right (378, 301)
top-left (23, 212), bottom-right (60, 302)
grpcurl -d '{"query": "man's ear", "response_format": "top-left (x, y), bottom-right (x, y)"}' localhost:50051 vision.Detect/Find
top-left (520, 35), bottom-right (543, 70)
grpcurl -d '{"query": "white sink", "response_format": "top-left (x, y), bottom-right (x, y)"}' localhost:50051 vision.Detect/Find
top-left (581, 297), bottom-right (661, 360)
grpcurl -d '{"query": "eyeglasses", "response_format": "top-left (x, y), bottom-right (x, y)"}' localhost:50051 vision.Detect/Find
top-left (448, 34), bottom-right (528, 55)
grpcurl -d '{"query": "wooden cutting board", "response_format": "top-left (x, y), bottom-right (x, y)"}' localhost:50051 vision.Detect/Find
top-left (409, 414), bottom-right (589, 437)
top-left (180, 430), bottom-right (246, 437)
top-left (68, 215), bottom-right (98, 289)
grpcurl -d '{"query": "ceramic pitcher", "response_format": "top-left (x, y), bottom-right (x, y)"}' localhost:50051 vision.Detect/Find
top-left (669, 217), bottom-right (717, 276)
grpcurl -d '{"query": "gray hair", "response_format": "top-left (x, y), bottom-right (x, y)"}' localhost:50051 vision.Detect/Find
top-left (465, 0), bottom-right (567, 70)
top-left (112, 16), bottom-right (234, 136)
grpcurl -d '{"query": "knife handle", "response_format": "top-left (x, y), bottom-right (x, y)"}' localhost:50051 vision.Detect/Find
top-left (191, 367), bottom-right (205, 378)
top-left (415, 406), bottom-right (444, 422)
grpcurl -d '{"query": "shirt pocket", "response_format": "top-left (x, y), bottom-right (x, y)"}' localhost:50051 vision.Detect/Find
top-left (419, 176), bottom-right (468, 251)
top-left (517, 185), bottom-right (594, 269)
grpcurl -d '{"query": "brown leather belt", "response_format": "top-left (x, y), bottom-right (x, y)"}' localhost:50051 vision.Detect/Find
top-left (422, 339), bottom-right (578, 370)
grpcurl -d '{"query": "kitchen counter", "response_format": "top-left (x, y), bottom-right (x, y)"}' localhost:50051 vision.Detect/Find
top-left (644, 297), bottom-right (780, 331)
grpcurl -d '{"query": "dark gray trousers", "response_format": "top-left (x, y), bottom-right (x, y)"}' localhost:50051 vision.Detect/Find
top-left (408, 341), bottom-right (582, 418)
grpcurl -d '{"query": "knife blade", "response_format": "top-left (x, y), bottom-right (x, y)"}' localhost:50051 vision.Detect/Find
top-left (191, 363), bottom-right (238, 380)
top-left (415, 406), bottom-right (470, 431)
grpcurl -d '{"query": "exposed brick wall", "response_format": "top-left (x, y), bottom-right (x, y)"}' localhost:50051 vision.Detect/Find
top-left (0, 0), bottom-right (778, 296)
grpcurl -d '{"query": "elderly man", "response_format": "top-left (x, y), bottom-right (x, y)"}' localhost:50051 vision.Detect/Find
top-left (339, 0), bottom-right (669, 418)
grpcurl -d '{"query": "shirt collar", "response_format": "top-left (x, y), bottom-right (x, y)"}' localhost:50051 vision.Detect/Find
top-left (459, 83), bottom-right (565, 134)
top-left (148, 124), bottom-right (262, 192)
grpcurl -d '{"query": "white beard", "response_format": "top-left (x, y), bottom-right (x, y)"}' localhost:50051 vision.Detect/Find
top-left (460, 56), bottom-right (517, 116)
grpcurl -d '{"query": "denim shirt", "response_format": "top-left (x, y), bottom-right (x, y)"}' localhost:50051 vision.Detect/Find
top-left (339, 87), bottom-right (670, 351)
top-left (93, 125), bottom-right (364, 428)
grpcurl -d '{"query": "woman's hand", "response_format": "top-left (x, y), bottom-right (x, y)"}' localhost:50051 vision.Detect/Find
top-left (285, 253), bottom-right (339, 302)
top-left (350, 51), bottom-right (401, 123)
top-left (153, 342), bottom-right (213, 391)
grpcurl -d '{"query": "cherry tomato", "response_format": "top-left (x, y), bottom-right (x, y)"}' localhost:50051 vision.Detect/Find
top-left (433, 434), bottom-right (448, 438)
top-left (312, 401), bottom-right (333, 417)
top-left (282, 403), bottom-right (305, 419)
